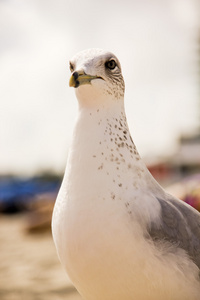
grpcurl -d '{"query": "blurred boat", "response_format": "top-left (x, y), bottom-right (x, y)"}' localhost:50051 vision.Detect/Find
top-left (0, 176), bottom-right (60, 214)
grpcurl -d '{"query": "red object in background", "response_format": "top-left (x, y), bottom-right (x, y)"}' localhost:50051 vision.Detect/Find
top-left (166, 174), bottom-right (200, 212)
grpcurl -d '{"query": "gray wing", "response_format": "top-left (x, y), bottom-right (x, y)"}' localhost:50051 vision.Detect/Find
top-left (148, 195), bottom-right (200, 269)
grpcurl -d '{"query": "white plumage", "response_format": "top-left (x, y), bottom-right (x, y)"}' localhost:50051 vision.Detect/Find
top-left (52, 48), bottom-right (200, 300)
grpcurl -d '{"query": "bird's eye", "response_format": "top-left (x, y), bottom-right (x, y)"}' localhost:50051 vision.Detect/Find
top-left (105, 59), bottom-right (117, 70)
top-left (69, 62), bottom-right (74, 72)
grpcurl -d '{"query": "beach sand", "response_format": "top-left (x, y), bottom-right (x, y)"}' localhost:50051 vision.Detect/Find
top-left (0, 214), bottom-right (82, 300)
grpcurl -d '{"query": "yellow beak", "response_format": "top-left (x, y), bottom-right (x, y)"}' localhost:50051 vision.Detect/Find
top-left (69, 70), bottom-right (102, 88)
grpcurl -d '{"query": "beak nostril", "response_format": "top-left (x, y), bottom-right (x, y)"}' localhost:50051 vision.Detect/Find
top-left (72, 71), bottom-right (79, 80)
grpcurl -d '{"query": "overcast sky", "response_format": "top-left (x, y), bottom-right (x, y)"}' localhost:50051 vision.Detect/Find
top-left (1, 0), bottom-right (200, 175)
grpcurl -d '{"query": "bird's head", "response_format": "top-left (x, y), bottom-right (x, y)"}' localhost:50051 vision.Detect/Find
top-left (69, 49), bottom-right (125, 108)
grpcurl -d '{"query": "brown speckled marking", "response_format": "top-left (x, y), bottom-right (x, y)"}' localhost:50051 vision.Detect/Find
top-left (130, 136), bottom-right (133, 144)
top-left (98, 163), bottom-right (103, 170)
top-left (111, 193), bottom-right (115, 200)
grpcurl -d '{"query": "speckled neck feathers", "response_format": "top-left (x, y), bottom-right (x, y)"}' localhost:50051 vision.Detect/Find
top-left (71, 103), bottom-right (145, 188)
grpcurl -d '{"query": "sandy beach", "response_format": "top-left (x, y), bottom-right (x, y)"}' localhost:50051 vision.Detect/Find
top-left (0, 214), bottom-right (82, 300)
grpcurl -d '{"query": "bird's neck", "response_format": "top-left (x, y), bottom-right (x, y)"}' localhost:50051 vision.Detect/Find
top-left (67, 102), bottom-right (146, 182)
top-left (73, 101), bottom-right (134, 155)
top-left (77, 100), bottom-right (127, 130)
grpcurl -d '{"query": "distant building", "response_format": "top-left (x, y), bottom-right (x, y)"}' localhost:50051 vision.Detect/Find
top-left (146, 132), bottom-right (200, 186)
top-left (174, 132), bottom-right (200, 175)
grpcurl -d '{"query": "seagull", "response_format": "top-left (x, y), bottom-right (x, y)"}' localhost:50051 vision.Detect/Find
top-left (52, 48), bottom-right (200, 300)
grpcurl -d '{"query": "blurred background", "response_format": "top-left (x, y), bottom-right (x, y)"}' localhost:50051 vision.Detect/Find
top-left (1, 0), bottom-right (200, 299)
